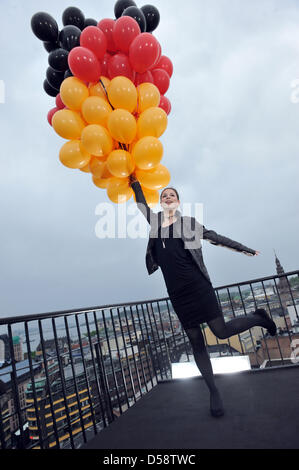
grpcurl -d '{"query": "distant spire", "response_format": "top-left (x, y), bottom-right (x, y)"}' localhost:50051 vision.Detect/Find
top-left (274, 250), bottom-right (285, 276)
top-left (274, 250), bottom-right (289, 297)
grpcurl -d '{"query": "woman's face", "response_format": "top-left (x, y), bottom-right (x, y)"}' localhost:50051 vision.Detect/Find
top-left (160, 188), bottom-right (180, 211)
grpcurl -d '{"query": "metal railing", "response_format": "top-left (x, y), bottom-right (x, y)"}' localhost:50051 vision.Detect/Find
top-left (0, 270), bottom-right (298, 449)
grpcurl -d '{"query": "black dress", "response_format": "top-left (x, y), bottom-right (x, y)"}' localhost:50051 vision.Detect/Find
top-left (154, 220), bottom-right (222, 329)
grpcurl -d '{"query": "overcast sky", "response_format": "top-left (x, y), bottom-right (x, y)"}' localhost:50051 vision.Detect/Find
top-left (1, 0), bottom-right (299, 318)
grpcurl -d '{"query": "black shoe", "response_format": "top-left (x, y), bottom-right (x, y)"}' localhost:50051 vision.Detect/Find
top-left (210, 407), bottom-right (225, 418)
top-left (210, 391), bottom-right (225, 418)
top-left (254, 308), bottom-right (277, 336)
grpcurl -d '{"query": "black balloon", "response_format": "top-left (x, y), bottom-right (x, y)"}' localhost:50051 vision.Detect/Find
top-left (46, 66), bottom-right (65, 89)
top-left (43, 78), bottom-right (59, 97)
top-left (59, 25), bottom-right (81, 51)
top-left (122, 6), bottom-right (146, 32)
top-left (62, 6), bottom-right (85, 30)
top-left (84, 18), bottom-right (98, 28)
top-left (114, 0), bottom-right (137, 19)
top-left (48, 48), bottom-right (69, 72)
top-left (43, 40), bottom-right (60, 53)
top-left (64, 69), bottom-right (73, 79)
top-left (31, 12), bottom-right (59, 42)
top-left (141, 5), bottom-right (160, 32)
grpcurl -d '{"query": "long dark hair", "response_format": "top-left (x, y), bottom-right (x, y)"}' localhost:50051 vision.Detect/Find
top-left (160, 187), bottom-right (180, 201)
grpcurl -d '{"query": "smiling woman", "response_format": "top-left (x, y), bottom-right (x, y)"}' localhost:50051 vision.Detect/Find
top-left (160, 187), bottom-right (180, 228)
top-left (129, 174), bottom-right (277, 418)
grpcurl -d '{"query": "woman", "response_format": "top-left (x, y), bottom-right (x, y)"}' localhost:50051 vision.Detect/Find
top-left (129, 174), bottom-right (277, 418)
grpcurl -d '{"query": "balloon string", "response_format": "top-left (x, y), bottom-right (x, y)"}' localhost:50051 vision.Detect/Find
top-left (99, 78), bottom-right (128, 152)
top-left (99, 78), bottom-right (114, 110)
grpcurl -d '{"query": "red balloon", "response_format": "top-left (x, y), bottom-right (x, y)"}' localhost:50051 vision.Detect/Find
top-left (150, 41), bottom-right (161, 70)
top-left (108, 53), bottom-right (135, 81)
top-left (101, 52), bottom-right (111, 77)
top-left (155, 55), bottom-right (173, 78)
top-left (47, 106), bottom-right (59, 126)
top-left (68, 46), bottom-right (101, 82)
top-left (151, 68), bottom-right (170, 95)
top-left (80, 26), bottom-right (107, 60)
top-left (113, 16), bottom-right (141, 53)
top-left (159, 95), bottom-right (171, 115)
top-left (98, 18), bottom-right (117, 53)
top-left (135, 70), bottom-right (154, 86)
top-left (55, 93), bottom-right (65, 109)
top-left (129, 33), bottom-right (159, 73)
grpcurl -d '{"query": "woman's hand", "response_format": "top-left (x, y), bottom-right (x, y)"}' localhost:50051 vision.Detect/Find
top-left (243, 250), bottom-right (260, 256)
top-left (128, 173), bottom-right (138, 186)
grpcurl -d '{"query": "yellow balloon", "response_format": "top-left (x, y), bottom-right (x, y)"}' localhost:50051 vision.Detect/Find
top-left (107, 149), bottom-right (135, 177)
top-left (132, 136), bottom-right (163, 170)
top-left (137, 107), bottom-right (167, 139)
top-left (59, 140), bottom-right (91, 169)
top-left (79, 163), bottom-right (91, 173)
top-left (89, 76), bottom-right (110, 100)
top-left (102, 165), bottom-right (113, 179)
top-left (81, 96), bottom-right (112, 126)
top-left (92, 175), bottom-right (111, 189)
top-left (89, 156), bottom-right (107, 177)
top-left (133, 185), bottom-right (159, 207)
top-left (52, 109), bottom-right (85, 140)
top-left (60, 77), bottom-right (89, 111)
top-left (92, 163), bottom-right (113, 188)
top-left (81, 124), bottom-right (113, 157)
top-left (107, 109), bottom-right (136, 144)
top-left (137, 83), bottom-right (160, 114)
top-left (135, 163), bottom-right (170, 190)
top-left (107, 177), bottom-right (133, 203)
top-left (107, 76), bottom-right (137, 113)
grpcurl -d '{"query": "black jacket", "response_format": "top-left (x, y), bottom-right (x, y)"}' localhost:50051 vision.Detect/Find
top-left (131, 181), bottom-right (256, 283)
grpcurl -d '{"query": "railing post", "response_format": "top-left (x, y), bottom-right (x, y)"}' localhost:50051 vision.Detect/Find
top-left (0, 405), bottom-right (7, 449)
top-left (165, 343), bottom-right (173, 380)
top-left (94, 343), bottom-right (114, 424)
top-left (7, 325), bottom-right (25, 449)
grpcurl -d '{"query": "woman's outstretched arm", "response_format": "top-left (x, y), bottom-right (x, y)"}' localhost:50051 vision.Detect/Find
top-left (202, 225), bottom-right (258, 256)
top-left (129, 174), bottom-right (157, 226)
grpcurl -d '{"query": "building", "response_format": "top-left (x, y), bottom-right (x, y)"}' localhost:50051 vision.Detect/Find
top-left (0, 390), bottom-right (10, 448)
top-left (35, 337), bottom-right (69, 360)
top-left (0, 335), bottom-right (24, 366)
top-left (25, 362), bottom-right (94, 449)
top-left (0, 359), bottom-right (42, 448)
top-left (12, 337), bottom-right (24, 362)
top-left (0, 335), bottom-right (10, 365)
top-left (249, 332), bottom-right (299, 367)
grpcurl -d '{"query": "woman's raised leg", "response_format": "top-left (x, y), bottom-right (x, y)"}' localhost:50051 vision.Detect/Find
top-left (207, 309), bottom-right (276, 340)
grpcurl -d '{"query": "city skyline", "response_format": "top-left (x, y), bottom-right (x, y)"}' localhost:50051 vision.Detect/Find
top-left (1, 0), bottom-right (299, 318)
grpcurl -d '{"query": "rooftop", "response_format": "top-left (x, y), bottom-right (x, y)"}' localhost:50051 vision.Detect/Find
top-left (82, 364), bottom-right (299, 450)
top-left (0, 360), bottom-right (40, 385)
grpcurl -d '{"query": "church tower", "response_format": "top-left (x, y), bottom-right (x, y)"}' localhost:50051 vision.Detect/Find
top-left (274, 251), bottom-right (290, 311)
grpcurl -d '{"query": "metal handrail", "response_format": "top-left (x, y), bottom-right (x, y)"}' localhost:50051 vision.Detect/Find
top-left (1, 270), bottom-right (298, 325)
top-left (0, 269), bottom-right (298, 449)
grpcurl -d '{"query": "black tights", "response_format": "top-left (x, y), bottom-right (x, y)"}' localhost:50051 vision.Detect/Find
top-left (184, 313), bottom-right (267, 394)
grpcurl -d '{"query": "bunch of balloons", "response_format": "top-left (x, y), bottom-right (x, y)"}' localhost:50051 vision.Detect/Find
top-left (31, 2), bottom-right (173, 205)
